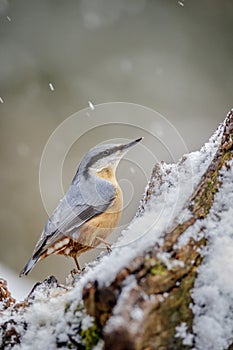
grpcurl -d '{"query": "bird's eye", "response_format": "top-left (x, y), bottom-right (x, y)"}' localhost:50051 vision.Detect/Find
top-left (103, 150), bottom-right (110, 156)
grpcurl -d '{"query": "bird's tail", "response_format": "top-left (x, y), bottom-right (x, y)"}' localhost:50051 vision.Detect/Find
top-left (19, 255), bottom-right (40, 277)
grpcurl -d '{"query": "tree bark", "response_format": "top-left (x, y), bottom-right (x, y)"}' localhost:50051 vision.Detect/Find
top-left (1, 110), bottom-right (233, 350)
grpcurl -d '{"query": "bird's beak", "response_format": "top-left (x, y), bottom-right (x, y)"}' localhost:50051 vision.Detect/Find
top-left (121, 137), bottom-right (143, 151)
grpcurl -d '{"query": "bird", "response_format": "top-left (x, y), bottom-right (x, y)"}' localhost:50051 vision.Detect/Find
top-left (20, 137), bottom-right (143, 276)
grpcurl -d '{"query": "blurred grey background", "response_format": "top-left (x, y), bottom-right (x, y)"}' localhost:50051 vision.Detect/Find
top-left (0, 0), bottom-right (232, 299)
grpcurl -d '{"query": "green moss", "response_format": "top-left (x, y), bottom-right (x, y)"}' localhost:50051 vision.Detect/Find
top-left (64, 301), bottom-right (101, 349)
top-left (150, 261), bottom-right (166, 275)
top-left (64, 301), bottom-right (84, 314)
top-left (81, 323), bottom-right (102, 350)
top-left (145, 255), bottom-right (151, 261)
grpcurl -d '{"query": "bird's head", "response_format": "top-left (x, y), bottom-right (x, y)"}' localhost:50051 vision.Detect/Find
top-left (78, 138), bottom-right (143, 179)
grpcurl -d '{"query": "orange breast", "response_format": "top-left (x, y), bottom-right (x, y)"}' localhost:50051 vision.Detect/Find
top-left (77, 167), bottom-right (123, 249)
top-left (77, 186), bottom-right (122, 249)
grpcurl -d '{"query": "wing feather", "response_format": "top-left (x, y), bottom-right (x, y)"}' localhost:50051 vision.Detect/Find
top-left (32, 180), bottom-right (116, 258)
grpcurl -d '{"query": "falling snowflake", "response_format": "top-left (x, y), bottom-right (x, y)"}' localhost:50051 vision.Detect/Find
top-left (49, 82), bottom-right (55, 91)
top-left (88, 100), bottom-right (95, 110)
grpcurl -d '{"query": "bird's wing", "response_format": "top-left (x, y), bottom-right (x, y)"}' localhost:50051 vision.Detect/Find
top-left (32, 180), bottom-right (116, 258)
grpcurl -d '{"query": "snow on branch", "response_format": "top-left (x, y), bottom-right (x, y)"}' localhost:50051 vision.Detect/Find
top-left (1, 110), bottom-right (233, 350)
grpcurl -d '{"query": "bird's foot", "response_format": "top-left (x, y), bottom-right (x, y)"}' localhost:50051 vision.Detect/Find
top-left (71, 268), bottom-right (80, 279)
top-left (105, 242), bottom-right (112, 253)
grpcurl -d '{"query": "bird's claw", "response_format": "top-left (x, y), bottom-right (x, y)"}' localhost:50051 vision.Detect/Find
top-left (71, 268), bottom-right (80, 279)
top-left (106, 243), bottom-right (112, 253)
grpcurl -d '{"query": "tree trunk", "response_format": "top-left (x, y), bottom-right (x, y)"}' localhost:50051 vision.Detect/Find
top-left (1, 110), bottom-right (233, 350)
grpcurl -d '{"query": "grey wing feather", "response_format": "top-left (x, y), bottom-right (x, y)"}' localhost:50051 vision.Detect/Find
top-left (33, 179), bottom-right (116, 257)
top-left (20, 177), bottom-right (116, 276)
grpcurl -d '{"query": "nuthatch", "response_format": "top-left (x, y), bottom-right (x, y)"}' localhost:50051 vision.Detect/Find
top-left (20, 138), bottom-right (142, 276)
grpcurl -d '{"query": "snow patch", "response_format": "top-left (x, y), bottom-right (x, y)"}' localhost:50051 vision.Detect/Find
top-left (191, 159), bottom-right (233, 350)
top-left (104, 275), bottom-right (137, 333)
top-left (175, 322), bottom-right (194, 346)
top-left (157, 251), bottom-right (185, 270)
top-left (81, 314), bottom-right (94, 331)
top-left (130, 306), bottom-right (144, 322)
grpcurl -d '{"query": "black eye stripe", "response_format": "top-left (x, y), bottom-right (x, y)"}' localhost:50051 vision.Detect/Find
top-left (83, 146), bottom-right (119, 178)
